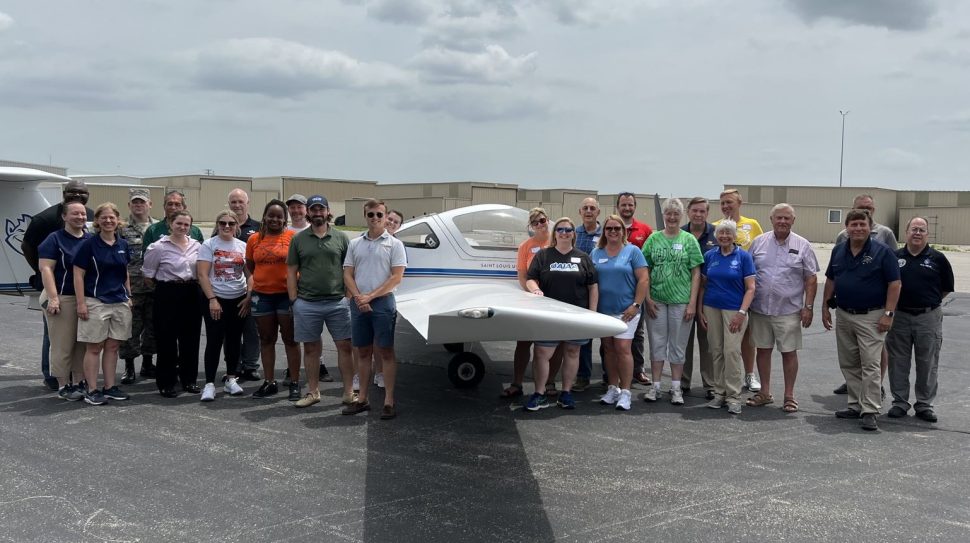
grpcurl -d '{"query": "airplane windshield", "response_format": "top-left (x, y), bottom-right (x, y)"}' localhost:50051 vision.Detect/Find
top-left (452, 208), bottom-right (530, 251)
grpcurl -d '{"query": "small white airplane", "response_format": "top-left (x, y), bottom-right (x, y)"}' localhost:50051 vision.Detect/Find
top-left (394, 204), bottom-right (626, 388)
top-left (0, 167), bottom-right (65, 294)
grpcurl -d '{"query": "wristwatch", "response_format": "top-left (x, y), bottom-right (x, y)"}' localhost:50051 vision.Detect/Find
top-left (633, 302), bottom-right (641, 309)
top-left (738, 309), bottom-right (747, 316)
top-left (804, 304), bottom-right (813, 310)
top-left (884, 310), bottom-right (895, 318)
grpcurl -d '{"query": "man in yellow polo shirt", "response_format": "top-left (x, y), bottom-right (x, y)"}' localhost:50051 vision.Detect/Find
top-left (715, 188), bottom-right (764, 392)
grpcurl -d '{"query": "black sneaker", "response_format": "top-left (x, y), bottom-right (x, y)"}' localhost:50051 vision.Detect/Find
top-left (833, 383), bottom-right (848, 394)
top-left (282, 368), bottom-right (293, 387)
top-left (252, 381), bottom-right (278, 398)
top-left (84, 389), bottom-right (107, 406)
top-left (887, 406), bottom-right (908, 418)
top-left (44, 377), bottom-right (60, 391)
top-left (102, 386), bottom-right (130, 401)
top-left (239, 369), bottom-right (262, 382)
top-left (915, 409), bottom-right (938, 423)
top-left (121, 359), bottom-right (137, 385)
top-left (139, 359), bottom-right (156, 378)
top-left (320, 365), bottom-right (334, 383)
top-left (58, 384), bottom-right (84, 401)
top-left (288, 382), bottom-right (301, 401)
top-left (860, 413), bottom-right (879, 431)
top-left (835, 408), bottom-right (861, 419)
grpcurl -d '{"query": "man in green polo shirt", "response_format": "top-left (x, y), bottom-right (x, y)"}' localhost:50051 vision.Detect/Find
top-left (286, 195), bottom-right (355, 408)
top-left (142, 190), bottom-right (205, 248)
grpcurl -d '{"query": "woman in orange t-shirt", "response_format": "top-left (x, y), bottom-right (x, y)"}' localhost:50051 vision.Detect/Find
top-left (245, 200), bottom-right (299, 399)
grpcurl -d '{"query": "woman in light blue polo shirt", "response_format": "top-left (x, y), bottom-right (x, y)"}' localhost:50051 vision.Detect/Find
top-left (73, 203), bottom-right (132, 405)
top-left (591, 215), bottom-right (648, 412)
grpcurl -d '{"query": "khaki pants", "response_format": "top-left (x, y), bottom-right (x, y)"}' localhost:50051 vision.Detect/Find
top-left (43, 294), bottom-right (84, 383)
top-left (704, 306), bottom-right (748, 402)
top-left (835, 309), bottom-right (886, 414)
top-left (683, 319), bottom-right (713, 390)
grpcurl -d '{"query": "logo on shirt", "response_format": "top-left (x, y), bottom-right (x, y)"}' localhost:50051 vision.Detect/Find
top-left (898, 258), bottom-right (906, 268)
top-left (861, 254), bottom-right (873, 265)
top-left (550, 262), bottom-right (579, 272)
top-left (921, 258), bottom-right (935, 270)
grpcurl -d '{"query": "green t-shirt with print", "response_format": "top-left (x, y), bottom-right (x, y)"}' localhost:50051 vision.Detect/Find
top-left (641, 230), bottom-right (704, 304)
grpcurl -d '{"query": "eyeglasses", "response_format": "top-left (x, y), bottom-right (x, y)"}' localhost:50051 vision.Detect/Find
top-left (555, 227), bottom-right (575, 234)
top-left (581, 206), bottom-right (598, 211)
top-left (367, 211), bottom-right (384, 219)
top-left (530, 217), bottom-right (547, 226)
top-left (604, 226), bottom-right (623, 232)
top-left (909, 227), bottom-right (927, 233)
top-left (218, 221), bottom-right (237, 227)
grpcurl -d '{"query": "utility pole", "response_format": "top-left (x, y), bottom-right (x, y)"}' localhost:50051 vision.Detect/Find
top-left (839, 110), bottom-right (849, 187)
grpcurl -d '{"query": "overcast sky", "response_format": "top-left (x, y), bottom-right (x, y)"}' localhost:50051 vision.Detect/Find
top-left (1, 0), bottom-right (968, 196)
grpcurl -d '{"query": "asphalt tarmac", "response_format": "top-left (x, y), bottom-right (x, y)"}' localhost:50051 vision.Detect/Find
top-left (2, 292), bottom-right (969, 543)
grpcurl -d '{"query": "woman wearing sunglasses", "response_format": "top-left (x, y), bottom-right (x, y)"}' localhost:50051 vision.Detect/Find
top-left (246, 200), bottom-right (300, 399)
top-left (501, 208), bottom-right (562, 399)
top-left (197, 210), bottom-right (254, 401)
top-left (590, 215), bottom-right (648, 411)
top-left (524, 217), bottom-right (599, 411)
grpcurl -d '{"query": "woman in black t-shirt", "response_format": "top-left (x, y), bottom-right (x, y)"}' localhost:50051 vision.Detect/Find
top-left (525, 217), bottom-right (598, 411)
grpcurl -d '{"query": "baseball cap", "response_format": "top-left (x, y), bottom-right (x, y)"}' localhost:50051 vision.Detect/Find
top-left (129, 187), bottom-right (150, 202)
top-left (286, 193), bottom-right (307, 205)
top-left (307, 195), bottom-right (329, 208)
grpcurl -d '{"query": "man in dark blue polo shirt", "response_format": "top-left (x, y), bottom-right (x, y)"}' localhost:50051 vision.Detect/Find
top-left (574, 197), bottom-right (602, 390)
top-left (821, 209), bottom-right (900, 431)
top-left (682, 196), bottom-right (717, 398)
top-left (886, 217), bottom-right (953, 423)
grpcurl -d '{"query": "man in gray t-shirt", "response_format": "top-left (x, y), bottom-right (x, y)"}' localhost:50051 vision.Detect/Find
top-left (832, 193), bottom-right (895, 397)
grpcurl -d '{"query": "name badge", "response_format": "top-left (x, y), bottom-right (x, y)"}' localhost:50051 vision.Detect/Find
top-left (672, 243), bottom-right (683, 250)
top-left (592, 236), bottom-right (600, 245)
top-left (570, 257), bottom-right (581, 263)
top-left (598, 258), bottom-right (608, 263)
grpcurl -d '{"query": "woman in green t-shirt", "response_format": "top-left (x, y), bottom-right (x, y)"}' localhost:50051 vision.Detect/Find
top-left (641, 198), bottom-right (704, 405)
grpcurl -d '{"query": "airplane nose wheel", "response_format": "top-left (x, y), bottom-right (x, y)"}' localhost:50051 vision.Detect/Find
top-left (448, 352), bottom-right (485, 389)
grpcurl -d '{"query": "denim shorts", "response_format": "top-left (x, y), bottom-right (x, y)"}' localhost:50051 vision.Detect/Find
top-left (350, 294), bottom-right (397, 348)
top-left (250, 292), bottom-right (291, 317)
top-left (534, 338), bottom-right (590, 348)
top-left (293, 297), bottom-right (352, 343)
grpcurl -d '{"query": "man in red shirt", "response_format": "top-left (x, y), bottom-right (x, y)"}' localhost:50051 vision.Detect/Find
top-left (615, 192), bottom-right (654, 384)
top-left (617, 192), bottom-right (653, 248)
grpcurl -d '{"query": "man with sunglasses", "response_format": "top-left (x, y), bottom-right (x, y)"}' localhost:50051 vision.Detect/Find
top-left (21, 179), bottom-right (95, 389)
top-left (574, 198), bottom-right (602, 391)
top-left (615, 192), bottom-right (654, 386)
top-left (342, 199), bottom-right (407, 420)
top-left (119, 188), bottom-right (157, 383)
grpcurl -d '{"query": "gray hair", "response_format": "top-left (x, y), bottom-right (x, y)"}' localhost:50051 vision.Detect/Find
top-left (770, 203), bottom-right (795, 217)
top-left (661, 198), bottom-right (684, 215)
top-left (715, 219), bottom-right (737, 238)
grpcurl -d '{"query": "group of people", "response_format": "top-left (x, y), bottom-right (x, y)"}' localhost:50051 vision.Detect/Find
top-left (512, 190), bottom-right (952, 431)
top-left (22, 181), bottom-right (408, 419)
top-left (21, 183), bottom-right (951, 429)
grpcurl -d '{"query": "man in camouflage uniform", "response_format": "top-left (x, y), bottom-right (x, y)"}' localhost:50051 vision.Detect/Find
top-left (119, 188), bottom-right (157, 383)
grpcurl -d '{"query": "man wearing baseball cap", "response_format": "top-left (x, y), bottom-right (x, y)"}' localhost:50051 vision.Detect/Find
top-left (286, 194), bottom-right (310, 233)
top-left (287, 195), bottom-right (355, 407)
top-left (119, 187), bottom-right (158, 383)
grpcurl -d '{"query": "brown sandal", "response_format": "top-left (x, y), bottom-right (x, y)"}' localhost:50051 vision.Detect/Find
top-left (746, 392), bottom-right (774, 407)
top-left (500, 383), bottom-right (524, 398)
top-left (782, 397), bottom-right (798, 413)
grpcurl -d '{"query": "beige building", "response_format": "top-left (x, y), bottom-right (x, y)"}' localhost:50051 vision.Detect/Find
top-left (255, 176), bottom-right (379, 221)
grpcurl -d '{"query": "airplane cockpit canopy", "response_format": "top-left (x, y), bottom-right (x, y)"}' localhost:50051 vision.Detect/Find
top-left (452, 207), bottom-right (529, 251)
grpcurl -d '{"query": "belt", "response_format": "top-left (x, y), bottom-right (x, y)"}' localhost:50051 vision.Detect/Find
top-left (837, 306), bottom-right (882, 315)
top-left (898, 305), bottom-right (939, 315)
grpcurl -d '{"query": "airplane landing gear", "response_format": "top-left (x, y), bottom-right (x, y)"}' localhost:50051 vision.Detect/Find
top-left (447, 352), bottom-right (485, 389)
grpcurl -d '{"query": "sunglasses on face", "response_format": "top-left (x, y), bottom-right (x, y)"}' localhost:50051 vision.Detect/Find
top-left (530, 217), bottom-right (547, 226)
top-left (604, 226), bottom-right (623, 232)
top-left (218, 221), bottom-right (237, 227)
top-left (556, 227), bottom-right (575, 234)
top-left (367, 212), bottom-right (384, 219)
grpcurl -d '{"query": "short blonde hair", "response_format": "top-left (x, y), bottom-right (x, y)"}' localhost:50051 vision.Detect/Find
top-left (596, 215), bottom-right (627, 249)
top-left (92, 202), bottom-right (125, 234)
top-left (548, 217), bottom-right (576, 248)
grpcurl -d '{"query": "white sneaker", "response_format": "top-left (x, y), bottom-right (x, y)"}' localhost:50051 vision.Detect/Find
top-left (352, 373), bottom-right (360, 392)
top-left (374, 373), bottom-right (385, 388)
top-left (670, 388), bottom-right (685, 405)
top-left (224, 377), bottom-right (244, 396)
top-left (201, 383), bottom-right (216, 402)
top-left (727, 401), bottom-right (743, 415)
top-left (744, 373), bottom-right (761, 392)
top-left (600, 385), bottom-right (620, 405)
top-left (642, 386), bottom-right (659, 402)
top-left (615, 389), bottom-right (632, 411)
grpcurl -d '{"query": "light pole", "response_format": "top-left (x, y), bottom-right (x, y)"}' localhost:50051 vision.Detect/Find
top-left (839, 110), bottom-right (850, 187)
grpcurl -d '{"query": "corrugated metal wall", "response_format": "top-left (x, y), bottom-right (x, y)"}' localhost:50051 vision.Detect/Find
top-left (898, 207), bottom-right (970, 245)
top-left (471, 186), bottom-right (516, 206)
top-left (86, 185), bottom-right (167, 218)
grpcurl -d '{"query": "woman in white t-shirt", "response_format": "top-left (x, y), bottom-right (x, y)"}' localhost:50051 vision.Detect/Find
top-left (197, 210), bottom-right (254, 401)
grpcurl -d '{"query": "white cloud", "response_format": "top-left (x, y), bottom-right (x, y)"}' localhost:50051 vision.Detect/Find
top-left (185, 38), bottom-right (413, 97)
top-left (536, 0), bottom-right (649, 27)
top-left (877, 147), bottom-right (924, 169)
top-left (421, 8), bottom-right (524, 51)
top-left (0, 11), bottom-right (13, 30)
top-left (367, 0), bottom-right (435, 24)
top-left (410, 45), bottom-right (537, 84)
top-left (393, 87), bottom-right (549, 121)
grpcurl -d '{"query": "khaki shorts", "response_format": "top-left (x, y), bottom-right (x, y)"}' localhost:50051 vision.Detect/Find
top-left (77, 299), bottom-right (132, 343)
top-left (749, 311), bottom-right (802, 353)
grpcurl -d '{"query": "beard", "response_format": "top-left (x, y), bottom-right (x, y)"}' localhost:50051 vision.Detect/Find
top-left (311, 215), bottom-right (327, 226)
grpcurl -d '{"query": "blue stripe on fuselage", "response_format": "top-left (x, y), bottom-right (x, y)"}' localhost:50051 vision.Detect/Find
top-left (404, 268), bottom-right (516, 278)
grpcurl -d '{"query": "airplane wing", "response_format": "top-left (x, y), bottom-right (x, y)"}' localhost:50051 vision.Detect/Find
top-left (395, 281), bottom-right (628, 344)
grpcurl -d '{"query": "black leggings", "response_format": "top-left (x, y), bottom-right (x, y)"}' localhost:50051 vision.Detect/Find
top-left (202, 294), bottom-right (246, 383)
top-left (153, 282), bottom-right (203, 390)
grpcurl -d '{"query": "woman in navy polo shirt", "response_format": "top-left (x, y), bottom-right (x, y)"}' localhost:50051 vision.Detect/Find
top-left (73, 203), bottom-right (133, 405)
top-left (38, 201), bottom-right (92, 401)
top-left (698, 219), bottom-right (756, 415)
